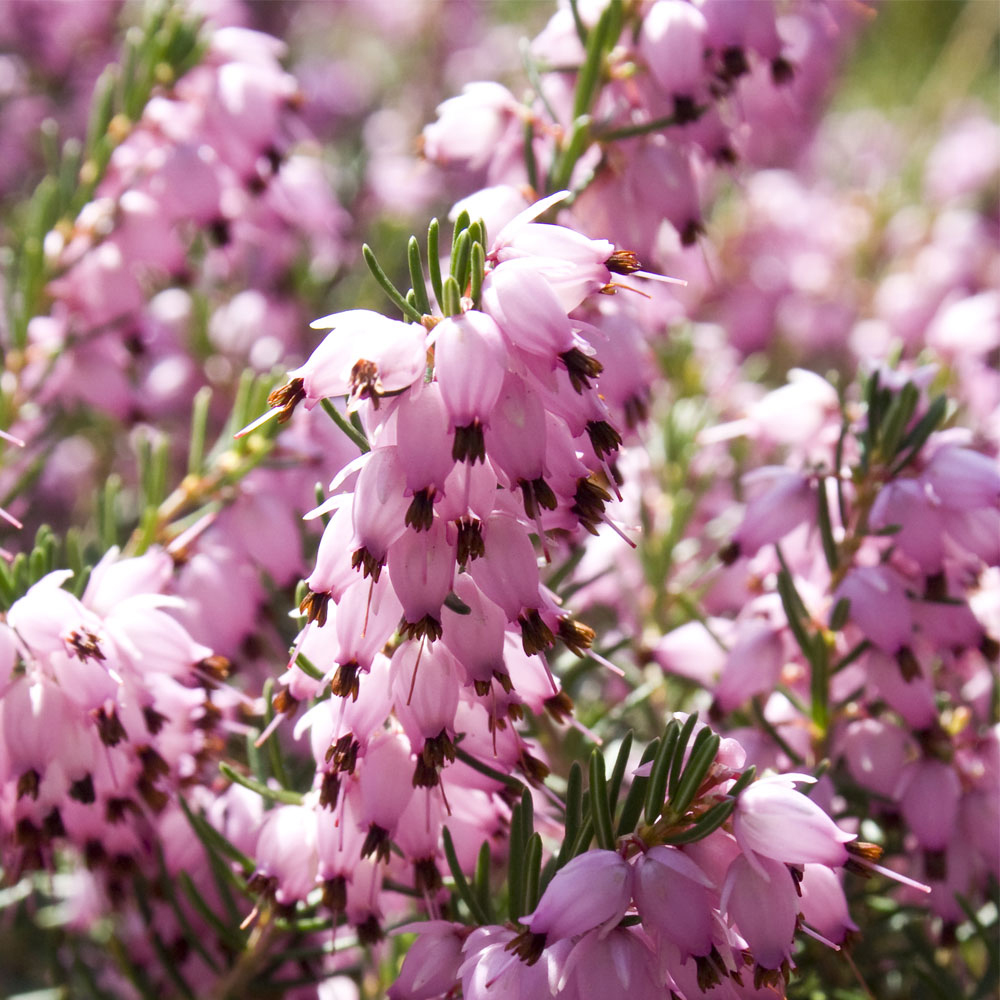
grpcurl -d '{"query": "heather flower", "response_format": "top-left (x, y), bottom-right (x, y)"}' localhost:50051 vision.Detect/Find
top-left (634, 846), bottom-right (717, 960)
top-left (733, 774), bottom-right (855, 870)
top-left (388, 921), bottom-right (467, 1000)
top-left (518, 849), bottom-right (633, 947)
top-left (721, 852), bottom-right (799, 973)
top-left (833, 565), bottom-right (914, 653)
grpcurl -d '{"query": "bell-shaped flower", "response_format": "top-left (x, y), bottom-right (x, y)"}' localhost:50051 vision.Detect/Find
top-left (870, 479), bottom-right (947, 572)
top-left (865, 648), bottom-right (938, 729)
top-left (350, 446), bottom-right (411, 580)
top-left (841, 717), bottom-right (913, 799)
top-left (440, 575), bottom-right (508, 688)
top-left (422, 82), bottom-right (521, 172)
top-left (898, 758), bottom-right (961, 851)
top-left (557, 926), bottom-right (662, 1000)
top-left (289, 310), bottom-right (426, 408)
top-left (468, 513), bottom-right (542, 622)
top-left (82, 546), bottom-right (173, 616)
top-left (729, 466), bottom-right (816, 560)
top-left (432, 310), bottom-right (507, 433)
top-left (520, 849), bottom-right (633, 943)
top-left (388, 921), bottom-right (466, 1000)
top-left (924, 445), bottom-right (1000, 511)
top-left (733, 775), bottom-right (855, 870)
top-left (634, 846), bottom-right (717, 959)
top-left (640, 0), bottom-right (709, 103)
top-left (388, 520), bottom-right (456, 640)
top-left (395, 383), bottom-right (455, 499)
top-left (798, 864), bottom-right (858, 946)
top-left (356, 729), bottom-right (415, 858)
top-left (391, 640), bottom-right (460, 748)
top-left (833, 565), bottom-right (913, 653)
top-left (721, 853), bottom-right (798, 971)
top-left (714, 619), bottom-right (784, 712)
top-left (484, 373), bottom-right (548, 485)
top-left (253, 804), bottom-right (319, 905)
top-left (482, 258), bottom-right (575, 363)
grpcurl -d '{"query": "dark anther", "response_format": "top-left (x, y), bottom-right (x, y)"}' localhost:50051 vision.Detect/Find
top-left (267, 377), bottom-right (306, 423)
top-left (456, 517), bottom-right (485, 564)
top-left (360, 822), bottom-right (392, 864)
top-left (400, 614), bottom-right (443, 643)
top-left (560, 347), bottom-right (604, 394)
top-left (299, 588), bottom-right (331, 627)
top-left (351, 546), bottom-right (385, 582)
top-left (771, 56), bottom-right (795, 85)
top-left (606, 249), bottom-right (642, 275)
top-left (67, 629), bottom-right (105, 662)
top-left (405, 488), bottom-right (436, 532)
top-left (331, 660), bottom-right (362, 701)
top-left (518, 609), bottom-right (555, 656)
top-left (349, 359), bottom-right (382, 407)
top-left (453, 421), bottom-right (486, 463)
top-left (586, 420), bottom-right (622, 460)
top-left (70, 774), bottom-right (96, 804)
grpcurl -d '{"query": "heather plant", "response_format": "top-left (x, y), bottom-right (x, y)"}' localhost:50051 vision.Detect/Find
top-left (0, 2), bottom-right (997, 1000)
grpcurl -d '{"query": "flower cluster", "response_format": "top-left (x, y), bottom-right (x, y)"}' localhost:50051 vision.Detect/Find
top-left (396, 725), bottom-right (911, 999)
top-left (0, 547), bottom-right (228, 880)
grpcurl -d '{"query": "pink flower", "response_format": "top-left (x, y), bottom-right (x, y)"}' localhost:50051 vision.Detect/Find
top-left (798, 864), bottom-right (858, 945)
top-left (640, 0), bottom-right (709, 105)
top-left (833, 565), bottom-right (913, 653)
top-left (521, 849), bottom-right (633, 943)
top-left (733, 775), bottom-right (855, 870)
top-left (388, 921), bottom-right (466, 1000)
top-left (253, 804), bottom-right (319, 904)
top-left (722, 853), bottom-right (798, 970)
top-left (897, 758), bottom-right (961, 851)
top-left (634, 846), bottom-right (716, 959)
top-left (290, 310), bottom-right (426, 410)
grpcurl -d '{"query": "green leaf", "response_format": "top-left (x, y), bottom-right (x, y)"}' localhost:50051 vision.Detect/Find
top-left (663, 798), bottom-right (735, 845)
top-left (362, 243), bottom-right (423, 323)
top-left (890, 394), bottom-right (948, 474)
top-left (878, 381), bottom-right (919, 461)
top-left (473, 840), bottom-right (495, 922)
top-left (320, 398), bottom-right (371, 453)
top-left (469, 241), bottom-right (485, 309)
top-left (588, 748), bottom-right (615, 850)
top-left (522, 832), bottom-right (543, 915)
top-left (643, 726), bottom-right (677, 826)
top-left (830, 596), bottom-right (851, 632)
top-left (442, 275), bottom-right (462, 317)
top-left (669, 731), bottom-right (719, 818)
top-left (816, 476), bottom-right (839, 573)
top-left (179, 796), bottom-right (255, 876)
top-left (572, 3), bottom-right (612, 121)
top-left (667, 713), bottom-right (698, 799)
top-left (407, 236), bottom-right (432, 316)
top-left (451, 229), bottom-right (471, 295)
top-left (606, 731), bottom-right (633, 811)
top-left (219, 762), bottom-right (302, 806)
top-left (427, 218), bottom-right (444, 310)
top-left (616, 737), bottom-right (658, 837)
top-left (557, 761), bottom-right (584, 868)
top-left (187, 386), bottom-right (212, 476)
top-left (85, 66), bottom-right (118, 156)
top-left (443, 826), bottom-right (490, 924)
top-left (810, 636), bottom-right (830, 736)
top-left (727, 765), bottom-right (757, 798)
top-left (177, 871), bottom-right (246, 952)
top-left (453, 744), bottom-right (525, 790)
